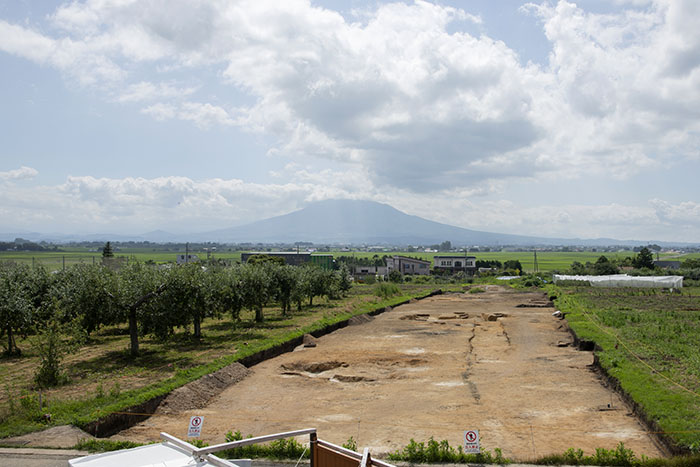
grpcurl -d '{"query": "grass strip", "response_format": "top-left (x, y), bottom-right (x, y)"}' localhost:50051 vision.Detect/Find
top-left (549, 285), bottom-right (700, 453)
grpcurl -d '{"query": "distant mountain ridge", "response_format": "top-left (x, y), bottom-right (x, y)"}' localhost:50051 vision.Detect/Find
top-left (2, 200), bottom-right (696, 246)
top-left (200, 199), bottom-right (537, 245)
top-left (198, 199), bottom-right (690, 247)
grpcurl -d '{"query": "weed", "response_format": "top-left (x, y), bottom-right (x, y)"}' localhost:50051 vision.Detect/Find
top-left (374, 283), bottom-right (401, 299)
top-left (342, 436), bottom-right (357, 451)
top-left (387, 437), bottom-right (511, 464)
top-left (109, 382), bottom-right (121, 398)
top-left (220, 430), bottom-right (308, 460)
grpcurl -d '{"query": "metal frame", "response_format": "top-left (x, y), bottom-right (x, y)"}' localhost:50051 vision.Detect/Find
top-left (161, 428), bottom-right (318, 466)
top-left (159, 428), bottom-right (396, 467)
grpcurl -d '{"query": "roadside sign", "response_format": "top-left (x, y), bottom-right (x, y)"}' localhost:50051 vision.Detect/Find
top-left (188, 416), bottom-right (204, 438)
top-left (463, 430), bottom-right (480, 454)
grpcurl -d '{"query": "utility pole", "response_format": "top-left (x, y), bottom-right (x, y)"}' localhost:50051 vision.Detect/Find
top-left (185, 242), bottom-right (189, 264)
top-left (533, 250), bottom-right (539, 273)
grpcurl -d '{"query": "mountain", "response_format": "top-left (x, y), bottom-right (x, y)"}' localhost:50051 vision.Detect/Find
top-left (201, 199), bottom-right (574, 246)
top-left (3, 200), bottom-right (694, 246)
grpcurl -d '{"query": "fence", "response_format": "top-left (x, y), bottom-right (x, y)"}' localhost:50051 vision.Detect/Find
top-left (70, 428), bottom-right (396, 467)
top-left (0, 255), bottom-right (129, 271)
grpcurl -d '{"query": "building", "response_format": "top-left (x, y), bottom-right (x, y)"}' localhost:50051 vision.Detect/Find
top-left (653, 260), bottom-right (681, 270)
top-left (352, 265), bottom-right (388, 278)
top-left (241, 252), bottom-right (334, 270)
top-left (433, 255), bottom-right (477, 274)
top-left (385, 255), bottom-right (431, 275)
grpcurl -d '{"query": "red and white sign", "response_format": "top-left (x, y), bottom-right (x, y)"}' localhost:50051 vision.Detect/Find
top-left (187, 416), bottom-right (204, 438)
top-left (463, 430), bottom-right (480, 454)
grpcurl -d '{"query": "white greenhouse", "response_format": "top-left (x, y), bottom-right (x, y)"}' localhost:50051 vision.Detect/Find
top-left (552, 274), bottom-right (683, 289)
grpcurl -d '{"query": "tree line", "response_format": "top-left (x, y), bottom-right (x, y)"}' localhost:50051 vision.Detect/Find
top-left (0, 260), bottom-right (352, 367)
top-left (567, 247), bottom-right (700, 278)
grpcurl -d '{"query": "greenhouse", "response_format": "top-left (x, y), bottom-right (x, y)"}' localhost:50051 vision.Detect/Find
top-left (552, 274), bottom-right (683, 289)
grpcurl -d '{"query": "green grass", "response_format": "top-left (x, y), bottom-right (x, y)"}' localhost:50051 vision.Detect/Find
top-left (0, 283), bottom-right (440, 439)
top-left (0, 249), bottom-right (244, 270)
top-left (387, 436), bottom-right (700, 466)
top-left (551, 285), bottom-right (700, 452)
top-left (332, 250), bottom-right (628, 272)
top-left (2, 248), bottom-right (656, 273)
top-left (387, 437), bottom-right (510, 464)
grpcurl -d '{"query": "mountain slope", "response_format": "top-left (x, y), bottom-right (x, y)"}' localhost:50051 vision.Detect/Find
top-left (201, 199), bottom-right (563, 245)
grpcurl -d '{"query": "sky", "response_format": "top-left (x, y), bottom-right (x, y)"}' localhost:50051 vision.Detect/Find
top-left (1, 0), bottom-right (699, 243)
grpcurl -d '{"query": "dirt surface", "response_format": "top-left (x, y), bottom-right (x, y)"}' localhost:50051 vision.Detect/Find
top-left (113, 286), bottom-right (664, 460)
top-left (2, 425), bottom-right (93, 448)
top-left (157, 362), bottom-right (251, 414)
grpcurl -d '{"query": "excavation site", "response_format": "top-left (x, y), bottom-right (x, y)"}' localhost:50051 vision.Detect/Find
top-left (114, 285), bottom-right (664, 459)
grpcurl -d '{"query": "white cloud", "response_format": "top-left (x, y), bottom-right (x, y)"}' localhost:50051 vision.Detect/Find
top-left (141, 101), bottom-right (235, 128)
top-left (3, 1), bottom-right (699, 190)
top-left (2, 172), bottom-right (696, 241)
top-left (650, 199), bottom-right (700, 226)
top-left (0, 174), bottom-right (354, 233)
top-left (116, 81), bottom-right (196, 103)
top-left (1, 1), bottom-right (699, 242)
top-left (0, 166), bottom-right (39, 181)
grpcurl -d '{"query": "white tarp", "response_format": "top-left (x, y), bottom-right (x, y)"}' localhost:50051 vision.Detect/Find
top-left (553, 274), bottom-right (683, 289)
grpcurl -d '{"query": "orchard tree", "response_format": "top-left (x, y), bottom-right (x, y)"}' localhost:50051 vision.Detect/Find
top-left (158, 263), bottom-right (208, 339)
top-left (0, 264), bottom-right (33, 355)
top-left (106, 262), bottom-right (166, 357)
top-left (240, 263), bottom-right (272, 322)
top-left (337, 264), bottom-right (352, 295)
top-left (270, 264), bottom-right (299, 316)
top-left (208, 265), bottom-right (244, 322)
top-left (59, 264), bottom-right (116, 335)
top-left (304, 266), bottom-right (328, 306)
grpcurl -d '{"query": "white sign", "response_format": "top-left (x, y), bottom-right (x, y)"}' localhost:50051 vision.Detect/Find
top-left (188, 416), bottom-right (204, 438)
top-left (463, 430), bottom-right (480, 454)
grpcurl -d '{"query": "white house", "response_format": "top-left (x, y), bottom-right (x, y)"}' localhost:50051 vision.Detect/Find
top-left (386, 256), bottom-right (431, 275)
top-left (433, 255), bottom-right (477, 274)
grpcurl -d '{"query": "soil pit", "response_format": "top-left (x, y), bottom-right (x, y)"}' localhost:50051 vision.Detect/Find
top-left (113, 287), bottom-right (664, 460)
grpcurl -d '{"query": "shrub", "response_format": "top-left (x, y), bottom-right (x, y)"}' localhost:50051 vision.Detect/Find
top-left (374, 283), bottom-right (401, 299)
top-left (388, 270), bottom-right (403, 283)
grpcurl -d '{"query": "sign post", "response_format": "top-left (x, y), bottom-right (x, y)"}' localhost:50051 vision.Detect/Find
top-left (188, 416), bottom-right (204, 438)
top-left (463, 430), bottom-right (480, 454)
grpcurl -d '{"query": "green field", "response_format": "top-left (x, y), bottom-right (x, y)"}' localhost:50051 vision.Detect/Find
top-left (0, 248), bottom-right (243, 271)
top-left (331, 250), bottom-right (644, 272)
top-left (553, 285), bottom-right (700, 452)
top-left (3, 248), bottom-right (697, 273)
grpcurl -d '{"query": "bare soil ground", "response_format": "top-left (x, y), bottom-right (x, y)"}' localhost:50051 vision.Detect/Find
top-left (113, 286), bottom-right (664, 460)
